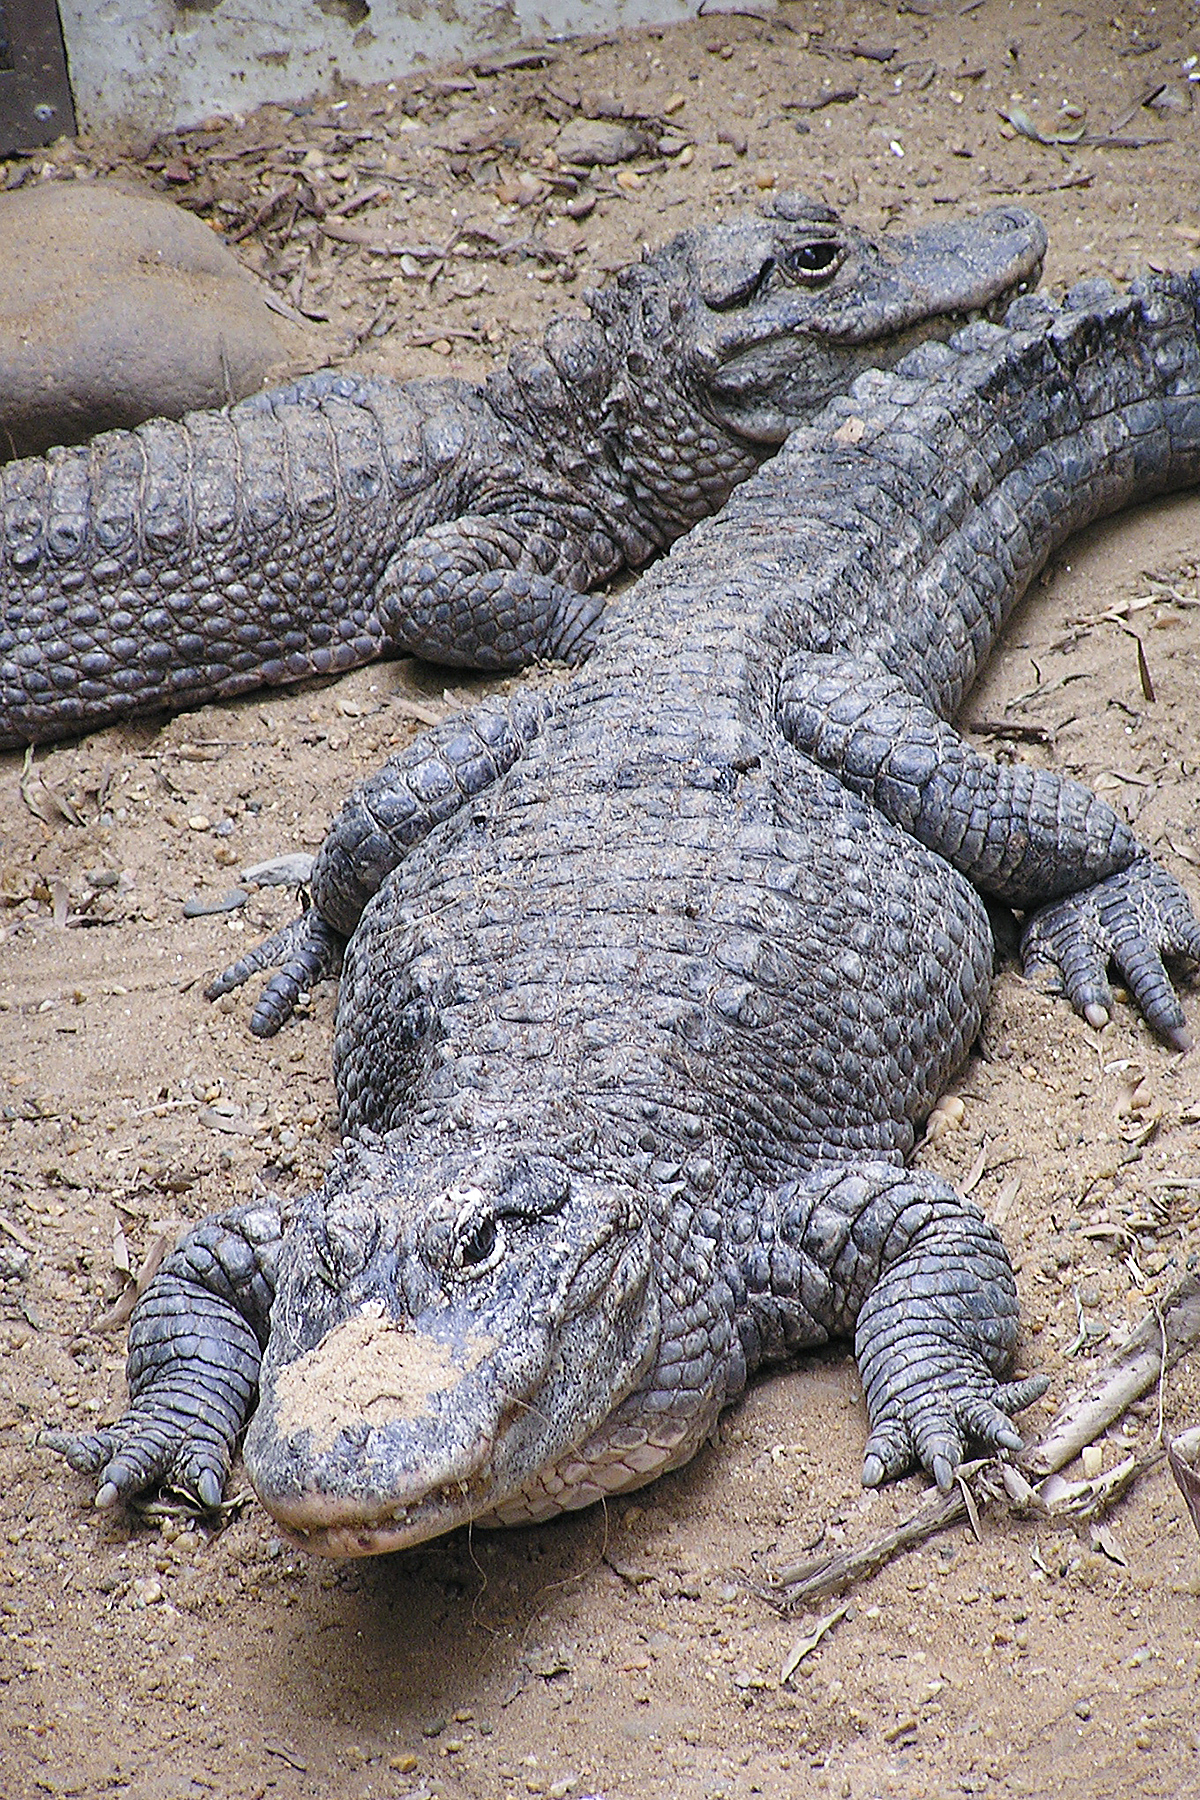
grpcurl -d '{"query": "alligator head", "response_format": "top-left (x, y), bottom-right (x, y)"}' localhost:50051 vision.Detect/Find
top-left (585, 193), bottom-right (1047, 450)
top-left (244, 1138), bottom-right (658, 1557)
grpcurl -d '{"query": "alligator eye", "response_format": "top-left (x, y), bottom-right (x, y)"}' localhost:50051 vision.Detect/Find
top-left (783, 239), bottom-right (843, 284)
top-left (456, 1217), bottom-right (499, 1269)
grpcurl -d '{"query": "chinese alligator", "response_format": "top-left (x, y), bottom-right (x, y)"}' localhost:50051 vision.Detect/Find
top-left (0, 197), bottom-right (1044, 747)
top-left (49, 264), bottom-right (1200, 1559)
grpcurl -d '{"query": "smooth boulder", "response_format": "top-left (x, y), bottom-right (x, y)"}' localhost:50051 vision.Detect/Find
top-left (0, 181), bottom-right (311, 460)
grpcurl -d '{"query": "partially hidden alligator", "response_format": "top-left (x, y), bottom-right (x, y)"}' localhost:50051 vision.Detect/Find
top-left (49, 263), bottom-right (1200, 1561)
top-left (0, 196), bottom-right (1046, 748)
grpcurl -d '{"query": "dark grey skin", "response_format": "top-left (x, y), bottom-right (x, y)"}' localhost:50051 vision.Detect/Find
top-left (0, 196), bottom-right (1046, 748)
top-left (50, 269), bottom-right (1200, 1560)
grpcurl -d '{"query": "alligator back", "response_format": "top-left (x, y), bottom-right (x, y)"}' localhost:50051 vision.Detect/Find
top-left (332, 273), bottom-right (1200, 1166)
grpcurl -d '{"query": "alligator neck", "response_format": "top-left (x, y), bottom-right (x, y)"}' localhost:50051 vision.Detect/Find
top-left (483, 296), bottom-right (763, 568)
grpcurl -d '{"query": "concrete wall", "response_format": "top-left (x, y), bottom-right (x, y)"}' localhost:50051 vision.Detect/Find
top-left (59, 0), bottom-right (699, 134)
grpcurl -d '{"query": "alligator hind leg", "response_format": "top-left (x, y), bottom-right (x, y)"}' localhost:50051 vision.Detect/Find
top-left (779, 650), bottom-right (1200, 1045)
top-left (208, 690), bottom-right (553, 1035)
top-left (735, 1164), bottom-right (1046, 1489)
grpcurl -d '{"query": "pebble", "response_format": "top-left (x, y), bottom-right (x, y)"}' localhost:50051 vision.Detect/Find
top-left (0, 1243), bottom-right (30, 1280)
top-left (242, 852), bottom-right (316, 887)
top-left (557, 117), bottom-right (645, 166)
top-left (183, 888), bottom-right (248, 918)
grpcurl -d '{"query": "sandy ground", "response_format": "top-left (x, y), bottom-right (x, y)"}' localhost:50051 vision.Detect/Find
top-left (3, 3), bottom-right (1200, 1797)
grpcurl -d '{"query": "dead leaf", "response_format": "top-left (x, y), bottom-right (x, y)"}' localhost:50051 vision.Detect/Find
top-left (94, 1229), bottom-right (177, 1332)
top-left (780, 1603), bottom-right (848, 1682)
top-left (1089, 1522), bottom-right (1129, 1566)
top-left (1000, 104), bottom-right (1087, 145)
top-left (111, 1223), bottom-right (132, 1278)
top-left (1168, 1433), bottom-right (1200, 1538)
top-left (19, 748), bottom-right (84, 827)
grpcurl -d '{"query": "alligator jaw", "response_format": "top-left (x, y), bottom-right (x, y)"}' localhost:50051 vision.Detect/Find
top-left (239, 1146), bottom-right (661, 1558)
top-left (263, 1447), bottom-right (498, 1560)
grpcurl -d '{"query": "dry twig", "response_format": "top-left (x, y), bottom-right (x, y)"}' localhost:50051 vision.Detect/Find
top-left (762, 1273), bottom-right (1200, 1610)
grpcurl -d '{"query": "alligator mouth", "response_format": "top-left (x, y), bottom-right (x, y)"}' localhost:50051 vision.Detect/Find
top-left (720, 280), bottom-right (1035, 369)
top-left (837, 283), bottom-right (1032, 345)
top-left (704, 278), bottom-right (1043, 447)
top-left (261, 1447), bottom-right (498, 1559)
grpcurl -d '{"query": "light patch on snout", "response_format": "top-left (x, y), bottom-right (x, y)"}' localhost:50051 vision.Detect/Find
top-left (271, 1309), bottom-right (497, 1456)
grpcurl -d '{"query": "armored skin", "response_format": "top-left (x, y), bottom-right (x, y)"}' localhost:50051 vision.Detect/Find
top-left (50, 264), bottom-right (1200, 1560)
top-left (0, 197), bottom-right (1044, 747)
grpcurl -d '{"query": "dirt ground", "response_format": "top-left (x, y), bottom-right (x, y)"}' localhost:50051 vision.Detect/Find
top-left (3, 3), bottom-right (1200, 1797)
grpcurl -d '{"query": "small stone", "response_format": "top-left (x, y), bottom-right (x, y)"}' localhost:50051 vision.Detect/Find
top-left (389, 1753), bottom-right (419, 1773)
top-left (664, 92), bottom-right (685, 113)
top-left (557, 118), bottom-right (646, 167)
top-left (1074, 1697), bottom-right (1092, 1720)
top-left (0, 1244), bottom-right (30, 1280)
top-left (187, 815), bottom-right (212, 832)
top-left (615, 168), bottom-right (643, 191)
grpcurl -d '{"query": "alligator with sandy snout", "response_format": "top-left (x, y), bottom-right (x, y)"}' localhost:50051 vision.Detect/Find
top-left (49, 258), bottom-right (1200, 1560)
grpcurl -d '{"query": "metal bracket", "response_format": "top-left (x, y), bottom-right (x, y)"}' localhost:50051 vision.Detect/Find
top-left (0, 0), bottom-right (76, 158)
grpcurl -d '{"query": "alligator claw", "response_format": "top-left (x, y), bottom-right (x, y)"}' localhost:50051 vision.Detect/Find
top-left (1021, 859), bottom-right (1200, 1048)
top-left (42, 1395), bottom-right (234, 1513)
top-left (860, 1363), bottom-right (1048, 1491)
top-left (206, 909), bottom-right (346, 1037)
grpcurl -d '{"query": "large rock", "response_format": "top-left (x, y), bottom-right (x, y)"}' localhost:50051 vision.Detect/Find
top-left (0, 181), bottom-right (311, 460)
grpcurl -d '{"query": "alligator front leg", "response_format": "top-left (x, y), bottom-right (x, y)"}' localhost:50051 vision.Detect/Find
top-left (377, 512), bottom-right (610, 669)
top-left (208, 690), bottom-right (553, 1034)
top-left (45, 1204), bottom-right (281, 1509)
top-left (779, 651), bottom-right (1200, 1045)
top-left (736, 1164), bottom-right (1046, 1489)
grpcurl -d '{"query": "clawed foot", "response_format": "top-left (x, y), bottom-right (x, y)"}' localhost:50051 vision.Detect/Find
top-left (856, 1252), bottom-right (1047, 1490)
top-left (1021, 858), bottom-right (1200, 1050)
top-left (860, 1367), bottom-right (1048, 1492)
top-left (205, 909), bottom-right (345, 1037)
top-left (42, 1392), bottom-right (234, 1512)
